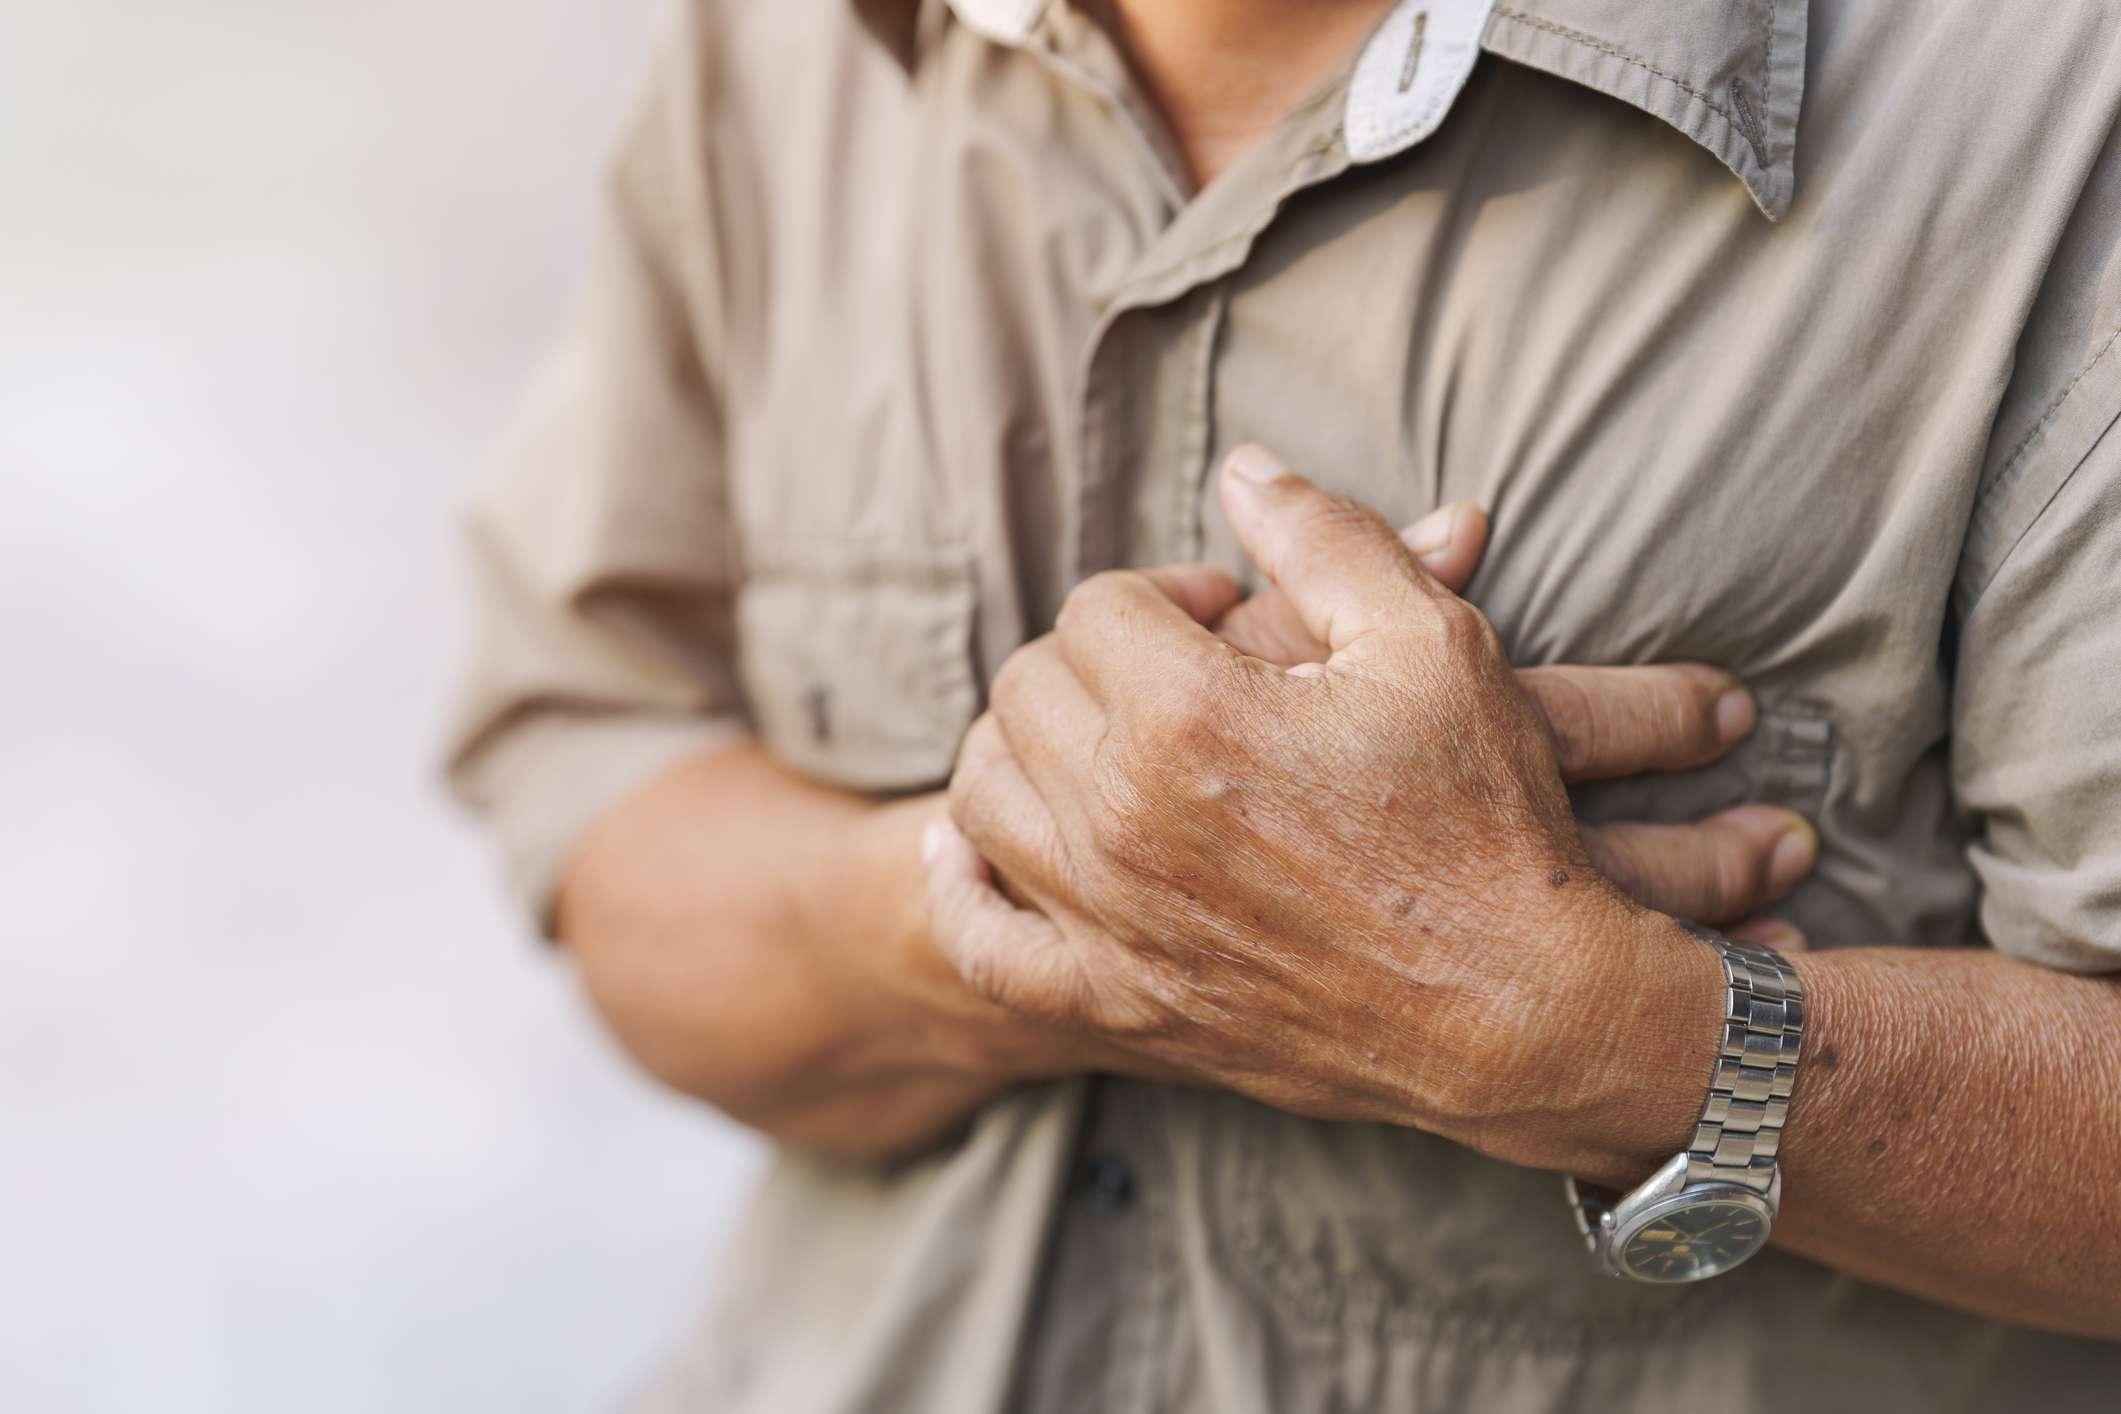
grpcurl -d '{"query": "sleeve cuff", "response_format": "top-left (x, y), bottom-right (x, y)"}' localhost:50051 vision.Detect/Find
top-left (447, 710), bottom-right (750, 937)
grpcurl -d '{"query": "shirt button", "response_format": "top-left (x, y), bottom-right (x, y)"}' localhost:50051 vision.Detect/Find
top-left (1075, 1154), bottom-right (1135, 1215)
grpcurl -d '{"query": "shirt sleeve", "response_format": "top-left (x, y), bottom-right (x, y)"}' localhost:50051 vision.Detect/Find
top-left (1953, 428), bottom-right (2121, 973)
top-left (441, 9), bottom-right (748, 926)
top-left (1951, 150), bottom-right (2121, 974)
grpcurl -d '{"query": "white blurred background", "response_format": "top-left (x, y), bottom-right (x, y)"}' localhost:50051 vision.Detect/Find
top-left (0, 3), bottom-right (764, 1409)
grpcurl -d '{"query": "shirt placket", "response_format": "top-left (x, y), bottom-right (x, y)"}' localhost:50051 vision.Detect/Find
top-left (962, 13), bottom-right (1374, 1414)
top-left (972, 14), bottom-right (1375, 1413)
top-left (1007, 1078), bottom-right (1179, 1414)
top-left (959, 7), bottom-right (1492, 1410)
top-left (975, 0), bottom-right (1361, 580)
top-left (1054, 81), bottom-right (1356, 578)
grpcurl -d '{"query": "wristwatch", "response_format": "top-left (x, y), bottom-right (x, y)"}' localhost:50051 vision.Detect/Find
top-left (1564, 922), bottom-right (1805, 1283)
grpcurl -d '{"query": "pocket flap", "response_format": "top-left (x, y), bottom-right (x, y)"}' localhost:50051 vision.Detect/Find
top-left (736, 541), bottom-right (979, 793)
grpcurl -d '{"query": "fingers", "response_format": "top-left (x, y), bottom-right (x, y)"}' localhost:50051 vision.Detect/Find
top-left (1053, 566), bottom-right (1245, 706)
top-left (1214, 501), bottom-right (1490, 667)
top-left (1217, 444), bottom-right (1447, 658)
top-left (988, 638), bottom-right (1104, 837)
top-left (949, 713), bottom-right (1113, 934)
top-left (1401, 501), bottom-right (1489, 597)
top-left (1582, 805), bottom-right (1819, 926)
top-left (1517, 663), bottom-right (1756, 783)
top-left (920, 816), bottom-right (1086, 1017)
top-left (949, 716), bottom-right (1072, 904)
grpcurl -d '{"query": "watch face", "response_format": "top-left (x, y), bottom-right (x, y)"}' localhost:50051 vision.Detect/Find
top-left (1616, 1198), bottom-right (1769, 1283)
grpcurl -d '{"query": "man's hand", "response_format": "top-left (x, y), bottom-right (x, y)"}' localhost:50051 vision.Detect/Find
top-left (934, 445), bottom-right (1761, 1153)
top-left (1216, 500), bottom-right (1811, 947)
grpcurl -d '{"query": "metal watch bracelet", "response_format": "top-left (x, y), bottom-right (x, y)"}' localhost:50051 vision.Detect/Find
top-left (1676, 921), bottom-right (1805, 1192)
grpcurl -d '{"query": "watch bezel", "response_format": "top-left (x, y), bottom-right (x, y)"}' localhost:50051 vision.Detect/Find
top-left (1568, 1151), bottom-right (1783, 1283)
top-left (1608, 1185), bottom-right (1776, 1284)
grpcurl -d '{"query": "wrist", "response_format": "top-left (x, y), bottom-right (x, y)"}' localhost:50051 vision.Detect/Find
top-left (836, 791), bottom-right (967, 1023)
top-left (841, 793), bottom-right (1074, 1084)
top-left (1558, 906), bottom-right (1744, 1185)
top-left (1442, 895), bottom-right (1727, 1183)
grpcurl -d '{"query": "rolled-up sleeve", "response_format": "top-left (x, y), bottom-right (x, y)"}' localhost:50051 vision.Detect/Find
top-left (443, 9), bottom-right (747, 923)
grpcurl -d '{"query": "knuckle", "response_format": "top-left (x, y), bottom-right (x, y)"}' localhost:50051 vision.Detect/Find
top-left (1655, 672), bottom-right (1723, 756)
top-left (1529, 670), bottom-right (1600, 778)
top-left (987, 644), bottom-right (1037, 716)
top-left (1585, 829), bottom-right (1647, 900)
top-left (1136, 674), bottom-right (1224, 749)
top-left (1431, 597), bottom-right (1500, 661)
top-left (1708, 835), bottom-right (1763, 920)
top-left (1057, 569), bottom-right (1137, 635)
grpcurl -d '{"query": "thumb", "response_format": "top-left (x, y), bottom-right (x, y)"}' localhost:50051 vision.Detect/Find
top-left (1219, 444), bottom-right (1447, 658)
top-left (1212, 503), bottom-right (1487, 668)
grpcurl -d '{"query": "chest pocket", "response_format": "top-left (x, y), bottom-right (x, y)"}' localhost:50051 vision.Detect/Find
top-left (736, 538), bottom-right (981, 793)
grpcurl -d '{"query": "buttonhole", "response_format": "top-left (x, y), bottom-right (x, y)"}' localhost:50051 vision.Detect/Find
top-left (1397, 10), bottom-right (1429, 94)
top-left (1727, 79), bottom-right (1767, 163)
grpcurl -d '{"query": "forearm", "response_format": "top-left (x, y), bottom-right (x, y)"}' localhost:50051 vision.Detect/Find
top-left (553, 741), bottom-right (1027, 1159)
top-left (1545, 924), bottom-right (2121, 1338)
top-left (1771, 948), bottom-right (2121, 1335)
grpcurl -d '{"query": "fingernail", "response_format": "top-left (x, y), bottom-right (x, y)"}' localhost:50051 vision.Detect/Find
top-left (1402, 503), bottom-right (1458, 557)
top-left (919, 818), bottom-right (951, 868)
top-left (1767, 820), bottom-right (1818, 894)
top-left (1223, 444), bottom-right (1284, 486)
top-left (1715, 689), bottom-right (1757, 745)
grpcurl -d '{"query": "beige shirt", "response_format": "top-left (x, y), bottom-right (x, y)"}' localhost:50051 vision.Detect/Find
top-left (445, 0), bottom-right (2121, 1408)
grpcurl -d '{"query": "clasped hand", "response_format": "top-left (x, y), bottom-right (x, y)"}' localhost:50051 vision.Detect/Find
top-left (926, 446), bottom-right (1810, 1153)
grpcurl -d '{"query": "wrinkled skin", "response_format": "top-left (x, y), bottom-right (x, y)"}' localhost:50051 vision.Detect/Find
top-left (936, 447), bottom-right (1729, 1137)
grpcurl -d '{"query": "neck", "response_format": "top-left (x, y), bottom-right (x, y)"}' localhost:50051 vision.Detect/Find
top-left (1096, 0), bottom-right (1397, 187)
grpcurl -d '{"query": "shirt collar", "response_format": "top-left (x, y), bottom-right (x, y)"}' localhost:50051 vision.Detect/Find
top-left (855, 0), bottom-right (1807, 220)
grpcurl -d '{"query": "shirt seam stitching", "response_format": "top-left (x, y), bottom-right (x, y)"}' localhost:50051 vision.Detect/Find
top-left (1963, 320), bottom-right (2121, 615)
top-left (1754, 0), bottom-right (1777, 164)
top-left (1488, 8), bottom-right (1753, 150)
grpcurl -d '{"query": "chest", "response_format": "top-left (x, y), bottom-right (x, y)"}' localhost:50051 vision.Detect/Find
top-left (738, 57), bottom-right (2015, 674)
top-left (715, 45), bottom-right (2028, 949)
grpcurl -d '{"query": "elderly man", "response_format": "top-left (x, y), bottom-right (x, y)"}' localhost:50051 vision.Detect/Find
top-left (446, 0), bottom-right (2121, 1409)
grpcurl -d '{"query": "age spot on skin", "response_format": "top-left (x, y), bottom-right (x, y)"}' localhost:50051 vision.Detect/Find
top-left (1817, 1045), bottom-right (1840, 1072)
top-left (1547, 868), bottom-right (1570, 888)
top-left (1866, 1138), bottom-right (1888, 1157)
